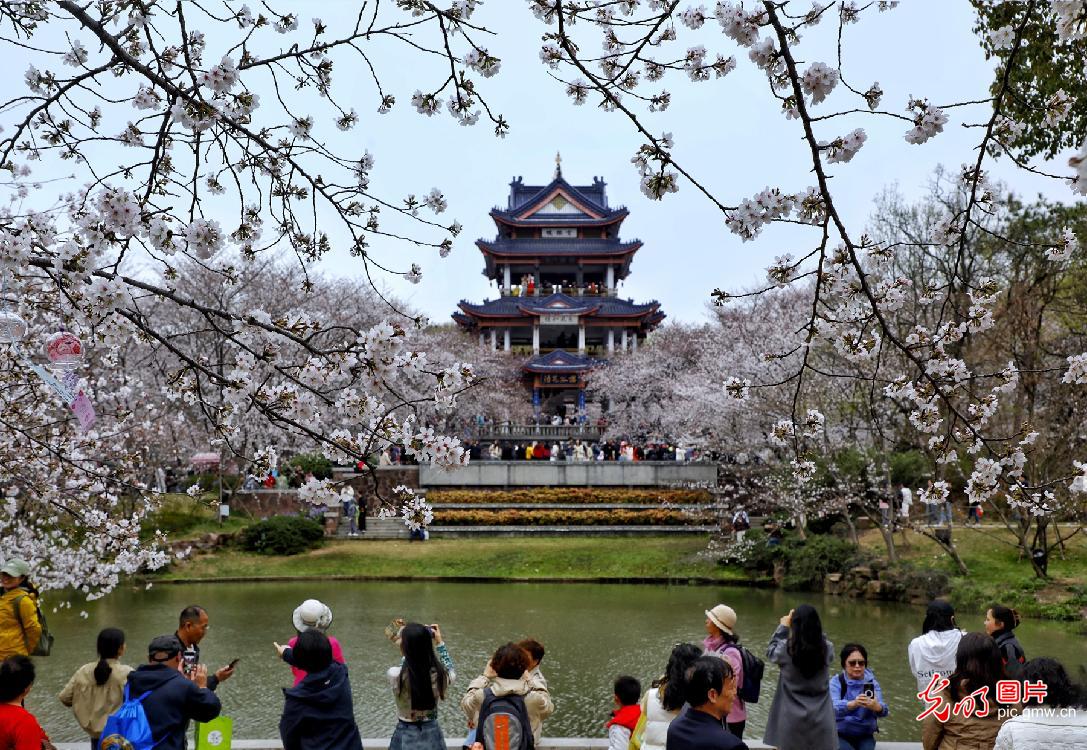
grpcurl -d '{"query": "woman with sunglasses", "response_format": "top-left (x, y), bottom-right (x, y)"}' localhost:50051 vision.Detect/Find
top-left (830, 644), bottom-right (888, 750)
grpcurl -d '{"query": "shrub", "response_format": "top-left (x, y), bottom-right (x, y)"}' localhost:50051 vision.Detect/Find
top-left (428, 488), bottom-right (712, 505)
top-left (782, 535), bottom-right (861, 590)
top-left (432, 509), bottom-right (701, 526)
top-left (240, 515), bottom-right (324, 555)
top-left (288, 453), bottom-right (333, 480)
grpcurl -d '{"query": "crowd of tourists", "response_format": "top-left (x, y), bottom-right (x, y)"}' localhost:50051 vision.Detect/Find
top-left (461, 440), bottom-right (699, 463)
top-left (0, 556), bottom-right (1085, 750)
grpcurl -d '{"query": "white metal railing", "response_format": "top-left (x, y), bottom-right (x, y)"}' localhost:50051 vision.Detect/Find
top-left (477, 423), bottom-right (602, 440)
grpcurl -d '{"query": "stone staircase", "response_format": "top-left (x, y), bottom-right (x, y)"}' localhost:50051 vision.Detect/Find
top-left (355, 516), bottom-right (411, 540)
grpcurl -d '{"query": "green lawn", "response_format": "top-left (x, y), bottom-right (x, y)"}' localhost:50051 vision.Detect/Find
top-left (858, 524), bottom-right (1087, 619)
top-left (155, 536), bottom-right (756, 583)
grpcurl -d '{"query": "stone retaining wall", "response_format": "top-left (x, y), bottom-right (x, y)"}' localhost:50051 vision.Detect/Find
top-left (419, 461), bottom-right (717, 488)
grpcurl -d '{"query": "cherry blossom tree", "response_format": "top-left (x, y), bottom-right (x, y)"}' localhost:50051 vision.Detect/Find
top-left (534, 0), bottom-right (1087, 528)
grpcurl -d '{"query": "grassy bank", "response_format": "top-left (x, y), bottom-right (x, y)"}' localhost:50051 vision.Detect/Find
top-left (856, 525), bottom-right (1087, 621)
top-left (155, 536), bottom-right (755, 583)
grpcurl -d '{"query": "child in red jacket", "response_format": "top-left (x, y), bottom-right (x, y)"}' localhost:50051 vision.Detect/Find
top-left (607, 675), bottom-right (643, 750)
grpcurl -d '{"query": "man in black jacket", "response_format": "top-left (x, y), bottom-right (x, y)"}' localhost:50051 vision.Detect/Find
top-left (666, 657), bottom-right (747, 750)
top-left (126, 635), bottom-right (222, 750)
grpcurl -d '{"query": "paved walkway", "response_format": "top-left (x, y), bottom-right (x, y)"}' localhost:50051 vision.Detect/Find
top-left (56, 738), bottom-right (922, 749)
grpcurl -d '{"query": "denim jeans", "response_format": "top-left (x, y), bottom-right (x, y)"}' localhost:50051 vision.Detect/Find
top-left (390, 719), bottom-right (446, 750)
top-left (838, 734), bottom-right (876, 750)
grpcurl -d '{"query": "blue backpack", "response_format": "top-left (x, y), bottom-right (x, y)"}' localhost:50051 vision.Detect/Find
top-left (99, 684), bottom-right (161, 750)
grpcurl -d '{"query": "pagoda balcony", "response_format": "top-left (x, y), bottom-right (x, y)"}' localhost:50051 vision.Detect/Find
top-left (499, 286), bottom-right (618, 298)
top-left (476, 422), bottom-right (603, 442)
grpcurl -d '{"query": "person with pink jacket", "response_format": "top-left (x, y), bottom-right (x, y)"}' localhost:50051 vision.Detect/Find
top-left (702, 604), bottom-right (747, 740)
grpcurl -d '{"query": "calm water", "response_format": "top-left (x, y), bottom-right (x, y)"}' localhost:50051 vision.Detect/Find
top-left (25, 581), bottom-right (1087, 742)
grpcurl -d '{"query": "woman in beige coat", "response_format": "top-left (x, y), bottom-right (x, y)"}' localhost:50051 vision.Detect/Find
top-left (461, 642), bottom-right (554, 746)
top-left (58, 628), bottom-right (132, 750)
top-left (922, 632), bottom-right (1016, 750)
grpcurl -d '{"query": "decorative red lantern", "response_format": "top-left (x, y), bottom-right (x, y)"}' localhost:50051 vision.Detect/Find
top-left (45, 329), bottom-right (84, 370)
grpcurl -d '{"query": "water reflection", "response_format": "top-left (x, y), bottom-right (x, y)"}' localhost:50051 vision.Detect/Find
top-left (25, 581), bottom-right (1086, 742)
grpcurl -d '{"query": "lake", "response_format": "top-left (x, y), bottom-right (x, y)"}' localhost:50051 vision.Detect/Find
top-left (25, 580), bottom-right (1087, 742)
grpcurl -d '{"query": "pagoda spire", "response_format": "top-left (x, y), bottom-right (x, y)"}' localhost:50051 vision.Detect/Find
top-left (554, 151), bottom-right (562, 179)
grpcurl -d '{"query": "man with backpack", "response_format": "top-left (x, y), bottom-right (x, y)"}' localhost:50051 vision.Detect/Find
top-left (702, 605), bottom-right (763, 741)
top-left (461, 643), bottom-right (554, 750)
top-left (107, 635), bottom-right (220, 750)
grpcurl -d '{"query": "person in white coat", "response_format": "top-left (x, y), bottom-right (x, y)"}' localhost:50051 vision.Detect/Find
top-left (631, 644), bottom-right (703, 750)
top-left (908, 600), bottom-right (963, 694)
top-left (994, 657), bottom-right (1087, 749)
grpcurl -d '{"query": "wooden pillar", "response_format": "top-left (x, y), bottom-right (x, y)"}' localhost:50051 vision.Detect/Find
top-left (578, 322), bottom-right (586, 354)
top-left (632, 332), bottom-right (638, 352)
top-left (532, 323), bottom-right (540, 355)
top-left (621, 329), bottom-right (628, 352)
top-left (606, 265), bottom-right (615, 291)
top-left (503, 328), bottom-right (511, 352)
top-left (503, 264), bottom-right (511, 292)
top-left (490, 329), bottom-right (497, 350)
top-left (607, 329), bottom-right (614, 354)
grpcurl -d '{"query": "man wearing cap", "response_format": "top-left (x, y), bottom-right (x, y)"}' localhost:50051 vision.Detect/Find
top-left (703, 604), bottom-right (747, 740)
top-left (0, 559), bottom-right (42, 661)
top-left (124, 635), bottom-right (221, 750)
top-left (175, 605), bottom-right (234, 690)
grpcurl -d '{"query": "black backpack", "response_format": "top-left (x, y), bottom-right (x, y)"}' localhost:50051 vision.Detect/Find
top-left (723, 643), bottom-right (765, 704)
top-left (477, 688), bottom-right (534, 750)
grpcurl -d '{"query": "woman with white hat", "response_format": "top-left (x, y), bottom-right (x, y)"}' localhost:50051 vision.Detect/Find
top-left (284, 600), bottom-right (344, 686)
top-left (0, 559), bottom-right (42, 661)
top-left (703, 604), bottom-right (747, 740)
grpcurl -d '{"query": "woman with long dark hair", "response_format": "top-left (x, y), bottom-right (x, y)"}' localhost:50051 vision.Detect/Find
top-left (58, 628), bottom-right (132, 749)
top-left (908, 600), bottom-right (963, 694)
top-left (629, 643), bottom-right (702, 750)
top-left (984, 604), bottom-right (1025, 679)
top-left (387, 622), bottom-right (455, 750)
top-left (278, 629), bottom-right (363, 750)
top-left (922, 632), bottom-right (1014, 750)
top-left (763, 605), bottom-right (836, 750)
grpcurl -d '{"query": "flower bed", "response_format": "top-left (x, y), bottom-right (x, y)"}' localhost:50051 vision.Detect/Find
top-left (428, 488), bottom-right (713, 505)
top-left (432, 509), bottom-right (709, 526)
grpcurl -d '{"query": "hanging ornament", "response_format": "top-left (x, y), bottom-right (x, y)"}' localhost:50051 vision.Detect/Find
top-left (45, 329), bottom-right (84, 371)
top-left (0, 310), bottom-right (27, 345)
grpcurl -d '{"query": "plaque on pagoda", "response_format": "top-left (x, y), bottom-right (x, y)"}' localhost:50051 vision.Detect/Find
top-left (540, 313), bottom-right (580, 325)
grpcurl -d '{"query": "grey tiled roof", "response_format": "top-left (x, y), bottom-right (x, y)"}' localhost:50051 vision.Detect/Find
top-left (455, 293), bottom-right (660, 317)
top-left (477, 238), bottom-right (640, 256)
top-left (509, 176), bottom-right (610, 213)
top-left (521, 349), bottom-right (600, 373)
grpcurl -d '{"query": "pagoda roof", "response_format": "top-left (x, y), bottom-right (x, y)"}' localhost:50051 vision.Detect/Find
top-left (521, 349), bottom-right (599, 374)
top-left (492, 174), bottom-right (628, 227)
top-left (478, 238), bottom-right (640, 258)
top-left (454, 293), bottom-right (662, 322)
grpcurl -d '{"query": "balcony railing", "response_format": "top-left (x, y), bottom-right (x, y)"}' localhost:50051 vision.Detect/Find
top-left (477, 423), bottom-right (603, 440)
top-left (499, 287), bottom-right (618, 298)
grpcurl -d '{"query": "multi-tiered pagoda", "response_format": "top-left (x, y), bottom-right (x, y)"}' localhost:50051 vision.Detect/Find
top-left (453, 158), bottom-right (665, 421)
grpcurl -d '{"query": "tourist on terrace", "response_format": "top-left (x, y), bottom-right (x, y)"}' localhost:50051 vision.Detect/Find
top-left (387, 623), bottom-right (455, 750)
top-left (984, 605), bottom-right (1026, 679)
top-left (58, 627), bottom-right (132, 749)
top-left (908, 600), bottom-right (962, 694)
top-left (461, 642), bottom-right (554, 747)
top-left (921, 632), bottom-right (1015, 750)
top-left (284, 600), bottom-right (345, 686)
top-left (277, 629), bottom-right (363, 750)
top-left (702, 605), bottom-right (748, 739)
top-left (0, 656), bottom-right (52, 750)
top-left (665, 656), bottom-right (747, 750)
top-left (631, 643), bottom-right (702, 750)
top-left (763, 605), bottom-right (836, 750)
top-left (830, 643), bottom-right (888, 750)
top-left (994, 657), bottom-right (1087, 747)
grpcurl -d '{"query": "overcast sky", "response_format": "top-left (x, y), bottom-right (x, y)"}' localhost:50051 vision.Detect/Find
top-left (309, 0), bottom-right (1072, 325)
top-left (7, 2), bottom-right (1076, 326)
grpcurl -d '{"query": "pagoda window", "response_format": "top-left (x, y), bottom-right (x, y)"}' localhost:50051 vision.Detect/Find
top-left (541, 227), bottom-right (576, 238)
